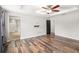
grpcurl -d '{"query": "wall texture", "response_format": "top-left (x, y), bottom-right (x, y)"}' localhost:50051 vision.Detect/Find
top-left (21, 15), bottom-right (46, 39)
top-left (5, 12), bottom-right (55, 39)
top-left (50, 17), bottom-right (55, 33)
top-left (6, 9), bottom-right (79, 40)
top-left (55, 10), bottom-right (79, 40)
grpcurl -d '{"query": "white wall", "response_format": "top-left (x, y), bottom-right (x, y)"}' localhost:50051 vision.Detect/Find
top-left (55, 10), bottom-right (79, 40)
top-left (21, 15), bottom-right (46, 39)
top-left (50, 17), bottom-right (55, 33)
top-left (20, 14), bottom-right (55, 39)
top-left (5, 11), bottom-right (54, 40)
top-left (17, 13), bottom-right (55, 39)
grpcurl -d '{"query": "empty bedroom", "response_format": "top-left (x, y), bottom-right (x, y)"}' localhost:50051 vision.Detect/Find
top-left (0, 5), bottom-right (79, 53)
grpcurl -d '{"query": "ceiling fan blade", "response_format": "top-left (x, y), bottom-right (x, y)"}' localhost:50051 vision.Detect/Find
top-left (51, 5), bottom-right (60, 9)
top-left (42, 7), bottom-right (48, 9)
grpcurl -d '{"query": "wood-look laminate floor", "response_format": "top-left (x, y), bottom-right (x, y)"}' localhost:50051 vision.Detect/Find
top-left (9, 32), bottom-right (20, 41)
top-left (5, 34), bottom-right (79, 53)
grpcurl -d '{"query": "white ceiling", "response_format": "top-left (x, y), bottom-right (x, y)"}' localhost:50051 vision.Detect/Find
top-left (1, 5), bottom-right (79, 17)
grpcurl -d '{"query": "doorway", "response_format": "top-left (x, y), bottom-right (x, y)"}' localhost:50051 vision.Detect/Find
top-left (46, 20), bottom-right (51, 34)
top-left (9, 16), bottom-right (20, 41)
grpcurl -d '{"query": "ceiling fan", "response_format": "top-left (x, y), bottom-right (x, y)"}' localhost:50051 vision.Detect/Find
top-left (38, 5), bottom-right (60, 14)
